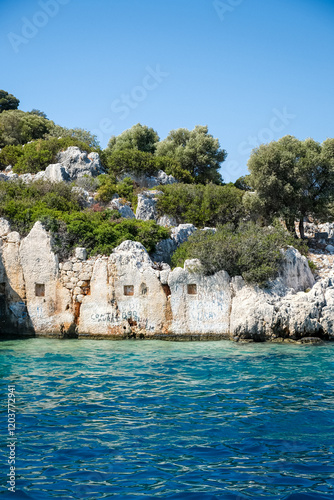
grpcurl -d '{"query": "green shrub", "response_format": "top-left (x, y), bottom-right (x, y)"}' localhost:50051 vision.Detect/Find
top-left (154, 156), bottom-right (194, 183)
top-left (0, 110), bottom-right (51, 147)
top-left (95, 175), bottom-right (135, 203)
top-left (104, 150), bottom-right (158, 177)
top-left (0, 144), bottom-right (23, 170)
top-left (157, 183), bottom-right (246, 227)
top-left (172, 222), bottom-right (309, 286)
top-left (0, 179), bottom-right (169, 259)
top-left (103, 149), bottom-right (194, 183)
top-left (95, 174), bottom-right (118, 202)
top-left (14, 141), bottom-right (54, 173)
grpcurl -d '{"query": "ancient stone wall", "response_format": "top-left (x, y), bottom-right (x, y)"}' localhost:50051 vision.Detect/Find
top-left (0, 218), bottom-right (333, 342)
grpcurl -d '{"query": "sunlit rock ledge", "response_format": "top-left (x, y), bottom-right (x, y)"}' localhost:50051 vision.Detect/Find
top-left (0, 218), bottom-right (333, 343)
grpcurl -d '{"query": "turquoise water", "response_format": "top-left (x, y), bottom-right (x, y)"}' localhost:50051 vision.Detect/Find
top-left (1, 340), bottom-right (334, 499)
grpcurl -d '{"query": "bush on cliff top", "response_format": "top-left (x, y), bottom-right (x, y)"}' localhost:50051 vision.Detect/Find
top-left (172, 222), bottom-right (308, 286)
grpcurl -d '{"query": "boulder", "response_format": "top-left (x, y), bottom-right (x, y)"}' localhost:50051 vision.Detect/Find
top-left (0, 218), bottom-right (11, 237)
top-left (135, 190), bottom-right (162, 221)
top-left (151, 223), bottom-right (197, 264)
top-left (278, 246), bottom-right (315, 292)
top-left (75, 247), bottom-right (87, 261)
top-left (71, 187), bottom-right (95, 207)
top-left (109, 196), bottom-right (135, 219)
top-left (56, 147), bottom-right (105, 180)
top-left (44, 163), bottom-right (71, 183)
top-left (157, 215), bottom-right (177, 228)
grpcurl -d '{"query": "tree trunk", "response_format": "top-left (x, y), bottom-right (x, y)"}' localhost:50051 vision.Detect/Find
top-left (299, 217), bottom-right (305, 239)
top-left (285, 217), bottom-right (297, 237)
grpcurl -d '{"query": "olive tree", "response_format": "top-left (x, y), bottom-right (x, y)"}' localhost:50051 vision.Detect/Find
top-left (0, 90), bottom-right (19, 113)
top-left (248, 135), bottom-right (334, 238)
top-left (155, 125), bottom-right (226, 184)
top-left (107, 123), bottom-right (159, 154)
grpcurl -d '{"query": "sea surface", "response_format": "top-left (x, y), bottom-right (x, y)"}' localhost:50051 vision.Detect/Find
top-left (1, 339), bottom-right (334, 500)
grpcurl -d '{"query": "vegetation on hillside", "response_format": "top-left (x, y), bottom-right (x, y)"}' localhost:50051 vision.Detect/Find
top-left (0, 89), bottom-right (333, 285)
top-left (0, 179), bottom-right (169, 260)
top-left (157, 183), bottom-right (245, 227)
top-left (247, 135), bottom-right (334, 238)
top-left (172, 222), bottom-right (308, 286)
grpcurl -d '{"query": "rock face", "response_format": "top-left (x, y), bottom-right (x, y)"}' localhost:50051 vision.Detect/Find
top-left (19, 222), bottom-right (74, 334)
top-left (1, 218), bottom-right (334, 342)
top-left (168, 260), bottom-right (231, 335)
top-left (78, 241), bottom-right (168, 337)
top-left (278, 247), bottom-right (315, 291)
top-left (118, 170), bottom-right (177, 188)
top-left (38, 163), bottom-right (71, 183)
top-left (1, 147), bottom-right (106, 184)
top-left (56, 147), bottom-right (105, 180)
top-left (230, 248), bottom-right (321, 341)
top-left (152, 224), bottom-right (197, 263)
top-left (135, 190), bottom-right (162, 221)
top-left (109, 196), bottom-right (135, 219)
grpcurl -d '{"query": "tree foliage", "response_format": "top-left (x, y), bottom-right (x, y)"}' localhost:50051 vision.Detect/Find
top-left (102, 149), bottom-right (194, 183)
top-left (47, 124), bottom-right (100, 148)
top-left (155, 125), bottom-right (226, 184)
top-left (0, 110), bottom-right (51, 147)
top-left (107, 123), bottom-right (159, 154)
top-left (248, 135), bottom-right (334, 237)
top-left (157, 183), bottom-right (245, 227)
top-left (0, 90), bottom-right (19, 113)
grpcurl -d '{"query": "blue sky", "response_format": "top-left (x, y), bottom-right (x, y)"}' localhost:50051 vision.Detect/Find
top-left (1, 0), bottom-right (333, 182)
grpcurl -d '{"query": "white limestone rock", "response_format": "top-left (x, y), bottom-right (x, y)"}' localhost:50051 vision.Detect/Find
top-left (19, 221), bottom-right (74, 334)
top-left (79, 240), bottom-right (168, 336)
top-left (0, 218), bottom-right (11, 237)
top-left (71, 187), bottom-right (95, 207)
top-left (168, 260), bottom-right (231, 335)
top-left (57, 147), bottom-right (105, 180)
top-left (44, 163), bottom-right (70, 182)
top-left (152, 224), bottom-right (196, 264)
top-left (109, 197), bottom-right (135, 219)
top-left (278, 247), bottom-right (315, 292)
top-left (157, 215), bottom-right (177, 228)
top-left (135, 190), bottom-right (162, 221)
top-left (75, 247), bottom-right (87, 261)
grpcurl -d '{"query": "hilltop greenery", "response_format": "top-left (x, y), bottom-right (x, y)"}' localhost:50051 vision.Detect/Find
top-left (1, 90), bottom-right (333, 285)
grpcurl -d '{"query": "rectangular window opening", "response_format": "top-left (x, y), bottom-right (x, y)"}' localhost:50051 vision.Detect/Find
top-left (124, 285), bottom-right (134, 296)
top-left (187, 284), bottom-right (197, 295)
top-left (35, 283), bottom-right (45, 297)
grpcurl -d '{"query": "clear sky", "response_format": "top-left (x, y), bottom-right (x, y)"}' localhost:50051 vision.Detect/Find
top-left (1, 0), bottom-right (333, 182)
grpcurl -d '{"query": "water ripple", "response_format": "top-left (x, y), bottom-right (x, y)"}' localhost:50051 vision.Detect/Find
top-left (1, 339), bottom-right (334, 499)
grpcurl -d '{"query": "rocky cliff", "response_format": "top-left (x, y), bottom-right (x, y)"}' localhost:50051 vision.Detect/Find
top-left (0, 218), bottom-right (333, 342)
